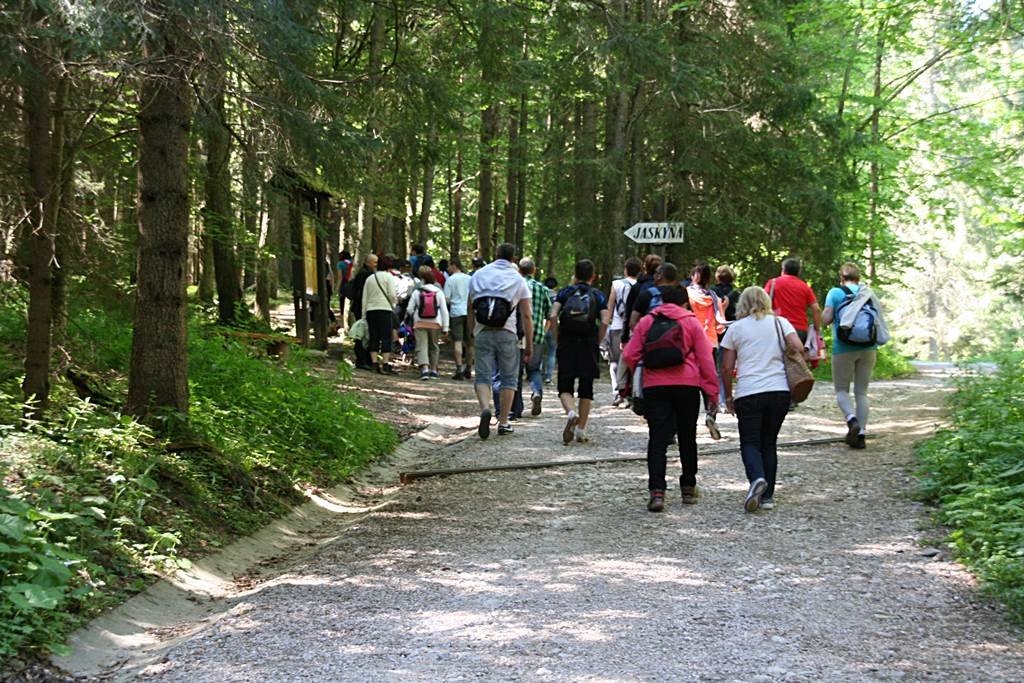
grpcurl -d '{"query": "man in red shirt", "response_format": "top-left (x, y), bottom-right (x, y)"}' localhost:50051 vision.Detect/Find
top-left (764, 257), bottom-right (822, 343)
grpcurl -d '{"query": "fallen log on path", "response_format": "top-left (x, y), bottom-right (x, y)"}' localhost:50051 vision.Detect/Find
top-left (399, 434), bottom-right (873, 484)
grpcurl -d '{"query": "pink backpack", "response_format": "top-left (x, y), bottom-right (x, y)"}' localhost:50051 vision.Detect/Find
top-left (419, 289), bottom-right (439, 319)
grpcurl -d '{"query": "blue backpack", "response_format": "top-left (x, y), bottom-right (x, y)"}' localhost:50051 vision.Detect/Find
top-left (644, 282), bottom-right (663, 313)
top-left (836, 285), bottom-right (879, 346)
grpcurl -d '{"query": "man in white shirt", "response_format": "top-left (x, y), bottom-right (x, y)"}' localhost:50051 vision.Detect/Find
top-left (468, 243), bottom-right (533, 439)
top-left (606, 257), bottom-right (641, 405)
top-left (444, 258), bottom-right (472, 380)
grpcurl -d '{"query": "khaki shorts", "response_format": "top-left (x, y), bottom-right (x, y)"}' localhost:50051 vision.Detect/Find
top-left (450, 315), bottom-right (470, 344)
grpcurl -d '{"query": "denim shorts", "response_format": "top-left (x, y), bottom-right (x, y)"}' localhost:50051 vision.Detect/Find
top-left (474, 329), bottom-right (520, 390)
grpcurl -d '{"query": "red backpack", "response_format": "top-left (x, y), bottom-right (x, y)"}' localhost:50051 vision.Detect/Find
top-left (643, 314), bottom-right (689, 368)
top-left (419, 289), bottom-right (439, 319)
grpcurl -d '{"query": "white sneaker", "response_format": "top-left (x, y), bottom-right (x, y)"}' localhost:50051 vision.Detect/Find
top-left (574, 426), bottom-right (589, 443)
top-left (706, 414), bottom-right (722, 440)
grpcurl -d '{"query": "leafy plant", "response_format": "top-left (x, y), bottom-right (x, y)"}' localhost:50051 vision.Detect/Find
top-left (917, 352), bottom-right (1024, 623)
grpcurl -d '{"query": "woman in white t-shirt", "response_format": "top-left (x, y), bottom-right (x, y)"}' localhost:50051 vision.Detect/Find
top-left (720, 287), bottom-right (805, 513)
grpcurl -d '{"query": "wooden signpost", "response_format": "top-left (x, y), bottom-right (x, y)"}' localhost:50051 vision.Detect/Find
top-left (623, 222), bottom-right (685, 244)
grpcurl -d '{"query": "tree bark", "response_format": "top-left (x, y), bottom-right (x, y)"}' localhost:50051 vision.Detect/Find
top-left (868, 21), bottom-right (885, 282)
top-left (202, 7), bottom-right (241, 325)
top-left (418, 125), bottom-right (436, 246)
top-left (241, 131), bottom-right (259, 291)
top-left (573, 98), bottom-right (598, 262)
top-left (51, 73), bottom-right (73, 350)
top-left (478, 103), bottom-right (499, 260)
top-left (504, 104), bottom-right (519, 245)
top-left (21, 18), bottom-right (57, 417)
top-left (357, 6), bottom-right (386, 264)
top-left (127, 10), bottom-right (193, 417)
top-left (453, 143), bottom-right (463, 260)
top-left (514, 93), bottom-right (528, 255)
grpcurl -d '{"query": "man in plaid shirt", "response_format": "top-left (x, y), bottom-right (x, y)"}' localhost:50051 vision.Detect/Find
top-left (519, 258), bottom-right (553, 416)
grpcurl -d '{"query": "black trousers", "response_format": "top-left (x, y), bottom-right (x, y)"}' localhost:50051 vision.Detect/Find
top-left (735, 390), bottom-right (790, 499)
top-left (644, 385), bottom-right (701, 491)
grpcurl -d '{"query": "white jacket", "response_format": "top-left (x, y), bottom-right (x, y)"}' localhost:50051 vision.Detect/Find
top-left (408, 284), bottom-right (450, 332)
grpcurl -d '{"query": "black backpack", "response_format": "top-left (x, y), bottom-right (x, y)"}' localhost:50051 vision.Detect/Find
top-left (643, 314), bottom-right (688, 369)
top-left (473, 296), bottom-right (513, 329)
top-left (559, 285), bottom-right (599, 336)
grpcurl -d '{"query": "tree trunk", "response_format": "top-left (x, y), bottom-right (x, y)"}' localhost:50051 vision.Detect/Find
top-left (452, 143), bottom-right (463, 260)
top-left (127, 13), bottom-right (193, 417)
top-left (418, 125), bottom-right (436, 246)
top-left (478, 103), bottom-right (499, 260)
top-left (241, 131), bottom-right (259, 291)
top-left (21, 21), bottom-right (57, 417)
top-left (289, 193), bottom-right (309, 345)
top-left (514, 93), bottom-right (528, 255)
top-left (357, 7), bottom-right (386, 264)
top-left (203, 20), bottom-right (241, 325)
top-left (51, 74), bottom-right (73, 349)
top-left (573, 98), bottom-right (598, 262)
top-left (867, 21), bottom-right (885, 283)
top-left (504, 104), bottom-right (519, 245)
top-left (255, 185), bottom-right (273, 323)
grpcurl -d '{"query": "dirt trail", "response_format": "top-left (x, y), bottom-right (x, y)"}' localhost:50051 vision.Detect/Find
top-left (59, 369), bottom-right (1024, 681)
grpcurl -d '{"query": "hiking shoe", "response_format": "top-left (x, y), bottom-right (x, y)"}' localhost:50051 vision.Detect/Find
top-left (680, 485), bottom-right (699, 505)
top-left (380, 363), bottom-right (396, 375)
top-left (544, 377), bottom-right (552, 385)
top-left (375, 363), bottom-right (384, 374)
top-left (574, 427), bottom-right (589, 443)
top-left (429, 371), bottom-right (440, 380)
top-left (706, 414), bottom-right (722, 440)
top-left (760, 497), bottom-right (775, 510)
top-left (478, 410), bottom-right (491, 440)
top-left (855, 434), bottom-right (866, 450)
top-left (531, 393), bottom-right (542, 416)
top-left (563, 413), bottom-right (579, 445)
top-left (612, 395), bottom-right (624, 407)
top-left (845, 417), bottom-right (861, 448)
top-left (451, 369), bottom-right (463, 380)
top-left (497, 424), bottom-right (514, 436)
top-left (647, 490), bottom-right (665, 512)
top-left (419, 370), bottom-right (431, 381)
top-left (745, 477), bottom-right (767, 512)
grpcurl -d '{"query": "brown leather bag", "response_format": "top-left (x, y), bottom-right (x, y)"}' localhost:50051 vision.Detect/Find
top-left (775, 316), bottom-right (814, 403)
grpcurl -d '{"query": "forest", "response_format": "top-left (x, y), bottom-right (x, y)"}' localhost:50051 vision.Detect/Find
top-left (0, 0), bottom-right (1022, 667)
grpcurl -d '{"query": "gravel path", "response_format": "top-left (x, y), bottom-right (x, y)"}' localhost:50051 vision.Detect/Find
top-left (105, 373), bottom-right (1024, 680)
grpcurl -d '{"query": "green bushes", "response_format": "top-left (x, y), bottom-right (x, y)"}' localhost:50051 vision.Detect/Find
top-left (0, 300), bottom-right (397, 660)
top-left (917, 353), bottom-right (1024, 623)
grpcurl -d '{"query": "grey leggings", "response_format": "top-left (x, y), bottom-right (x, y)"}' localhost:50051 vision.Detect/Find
top-left (832, 349), bottom-right (877, 430)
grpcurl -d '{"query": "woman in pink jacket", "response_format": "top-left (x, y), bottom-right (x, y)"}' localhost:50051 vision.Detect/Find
top-left (623, 285), bottom-right (719, 512)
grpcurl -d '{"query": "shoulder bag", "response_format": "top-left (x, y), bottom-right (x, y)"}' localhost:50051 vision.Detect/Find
top-left (774, 316), bottom-right (814, 403)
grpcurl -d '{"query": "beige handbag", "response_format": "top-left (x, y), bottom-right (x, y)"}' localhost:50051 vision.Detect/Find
top-left (775, 316), bottom-right (814, 403)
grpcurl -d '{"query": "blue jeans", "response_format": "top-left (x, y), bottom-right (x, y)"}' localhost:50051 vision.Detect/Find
top-left (525, 346), bottom-right (544, 396)
top-left (475, 329), bottom-right (519, 391)
top-left (734, 391), bottom-right (790, 499)
top-left (542, 331), bottom-right (557, 382)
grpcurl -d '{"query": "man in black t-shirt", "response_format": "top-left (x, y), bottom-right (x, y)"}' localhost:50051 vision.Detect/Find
top-left (629, 262), bottom-right (682, 331)
top-left (549, 259), bottom-right (609, 445)
top-left (621, 253), bottom-right (661, 345)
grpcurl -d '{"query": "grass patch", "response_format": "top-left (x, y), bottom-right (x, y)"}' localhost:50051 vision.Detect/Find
top-left (0, 291), bottom-right (396, 661)
top-left (916, 352), bottom-right (1024, 623)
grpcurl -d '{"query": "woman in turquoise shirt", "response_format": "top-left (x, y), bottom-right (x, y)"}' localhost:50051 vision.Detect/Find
top-left (821, 262), bottom-right (877, 450)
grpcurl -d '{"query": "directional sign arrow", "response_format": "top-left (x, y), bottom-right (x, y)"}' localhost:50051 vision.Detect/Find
top-left (623, 222), bottom-right (685, 244)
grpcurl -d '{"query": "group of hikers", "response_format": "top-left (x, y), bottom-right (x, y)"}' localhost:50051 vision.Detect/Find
top-left (336, 242), bottom-right (889, 514)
